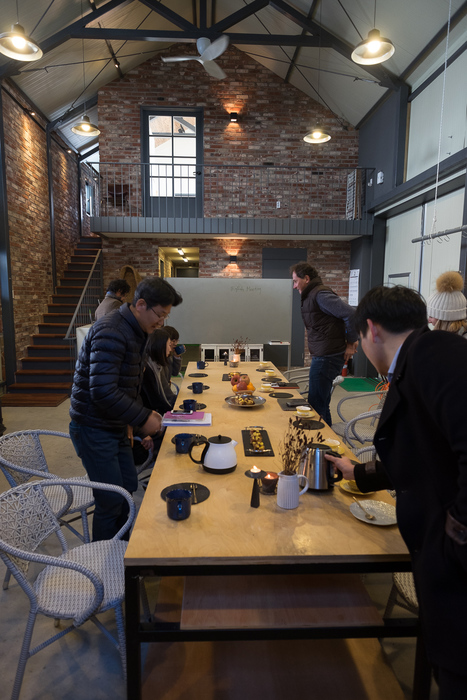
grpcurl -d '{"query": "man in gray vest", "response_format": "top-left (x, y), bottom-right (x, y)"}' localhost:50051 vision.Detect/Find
top-left (291, 262), bottom-right (358, 425)
top-left (95, 279), bottom-right (130, 320)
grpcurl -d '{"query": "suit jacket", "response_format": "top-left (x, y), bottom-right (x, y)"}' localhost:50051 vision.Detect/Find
top-left (364, 326), bottom-right (467, 673)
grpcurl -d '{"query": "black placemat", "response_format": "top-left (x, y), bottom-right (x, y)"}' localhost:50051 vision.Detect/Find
top-left (277, 398), bottom-right (311, 411)
top-left (263, 376), bottom-right (282, 383)
top-left (269, 391), bottom-right (293, 399)
top-left (187, 384), bottom-right (210, 390)
top-left (160, 482), bottom-right (210, 504)
top-left (241, 429), bottom-right (274, 457)
top-left (178, 402), bottom-right (206, 411)
top-left (292, 418), bottom-right (325, 430)
top-left (188, 373), bottom-right (208, 378)
top-left (273, 382), bottom-right (299, 389)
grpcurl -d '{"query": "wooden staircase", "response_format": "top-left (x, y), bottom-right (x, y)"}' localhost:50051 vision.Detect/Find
top-left (2, 237), bottom-right (102, 407)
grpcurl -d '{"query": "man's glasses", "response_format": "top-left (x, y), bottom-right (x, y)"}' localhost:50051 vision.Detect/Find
top-left (147, 306), bottom-right (170, 322)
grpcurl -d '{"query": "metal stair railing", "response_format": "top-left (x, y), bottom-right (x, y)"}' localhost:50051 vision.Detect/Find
top-left (64, 249), bottom-right (102, 368)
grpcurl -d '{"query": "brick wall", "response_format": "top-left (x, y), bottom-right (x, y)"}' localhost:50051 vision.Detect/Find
top-left (2, 82), bottom-right (82, 366)
top-left (98, 45), bottom-right (358, 219)
top-left (100, 236), bottom-right (350, 292)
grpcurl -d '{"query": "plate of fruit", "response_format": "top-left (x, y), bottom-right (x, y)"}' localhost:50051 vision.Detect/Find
top-left (230, 372), bottom-right (255, 394)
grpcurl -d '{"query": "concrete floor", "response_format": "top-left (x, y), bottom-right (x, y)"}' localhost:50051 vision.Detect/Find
top-left (0, 386), bottom-right (437, 700)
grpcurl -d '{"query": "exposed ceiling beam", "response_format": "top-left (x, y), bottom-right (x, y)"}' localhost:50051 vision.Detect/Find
top-left (67, 28), bottom-right (328, 46)
top-left (0, 0), bottom-right (131, 79)
top-left (284, 0), bottom-right (318, 84)
top-left (269, 0), bottom-right (402, 90)
top-left (137, 0), bottom-right (197, 31)
top-left (211, 0), bottom-right (269, 33)
top-left (49, 94), bottom-right (98, 129)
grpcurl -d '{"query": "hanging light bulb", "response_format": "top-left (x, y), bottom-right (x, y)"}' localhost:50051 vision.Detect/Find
top-left (71, 115), bottom-right (100, 136)
top-left (351, 1), bottom-right (394, 66)
top-left (71, 26), bottom-right (100, 138)
top-left (303, 126), bottom-right (331, 144)
top-left (303, 3), bottom-right (331, 146)
top-left (0, 22), bottom-right (42, 61)
top-left (351, 28), bottom-right (395, 65)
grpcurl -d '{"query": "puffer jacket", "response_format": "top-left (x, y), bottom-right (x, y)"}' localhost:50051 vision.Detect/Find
top-left (70, 303), bottom-right (152, 430)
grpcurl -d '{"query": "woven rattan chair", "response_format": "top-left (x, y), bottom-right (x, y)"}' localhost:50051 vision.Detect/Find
top-left (384, 572), bottom-right (419, 617)
top-left (332, 390), bottom-right (387, 441)
top-left (0, 478), bottom-right (135, 700)
top-left (341, 409), bottom-right (382, 449)
top-left (0, 430), bottom-right (94, 545)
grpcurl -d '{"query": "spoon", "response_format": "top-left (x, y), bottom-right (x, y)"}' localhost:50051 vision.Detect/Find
top-left (352, 496), bottom-right (375, 520)
top-left (191, 483), bottom-right (198, 504)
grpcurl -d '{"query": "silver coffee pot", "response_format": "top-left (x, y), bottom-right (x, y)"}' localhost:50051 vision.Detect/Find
top-left (298, 443), bottom-right (343, 490)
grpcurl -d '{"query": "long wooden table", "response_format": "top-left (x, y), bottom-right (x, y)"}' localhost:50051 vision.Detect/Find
top-left (125, 362), bottom-right (427, 699)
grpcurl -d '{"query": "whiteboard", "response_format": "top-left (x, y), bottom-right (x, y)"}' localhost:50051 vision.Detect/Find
top-left (165, 278), bottom-right (293, 344)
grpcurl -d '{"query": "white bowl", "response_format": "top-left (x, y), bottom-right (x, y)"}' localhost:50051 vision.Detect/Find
top-left (296, 406), bottom-right (312, 416)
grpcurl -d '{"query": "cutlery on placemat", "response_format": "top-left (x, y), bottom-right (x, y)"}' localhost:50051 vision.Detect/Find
top-left (191, 483), bottom-right (198, 504)
top-left (352, 496), bottom-right (375, 520)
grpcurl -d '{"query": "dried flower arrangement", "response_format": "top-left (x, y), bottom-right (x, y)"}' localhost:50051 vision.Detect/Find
top-left (278, 418), bottom-right (309, 475)
top-left (231, 337), bottom-right (249, 354)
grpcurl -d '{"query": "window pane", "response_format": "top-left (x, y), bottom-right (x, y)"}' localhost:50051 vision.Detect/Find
top-left (149, 136), bottom-right (172, 157)
top-left (174, 178), bottom-right (196, 197)
top-left (149, 115), bottom-right (172, 134)
top-left (174, 137), bottom-right (196, 158)
top-left (174, 117), bottom-right (196, 135)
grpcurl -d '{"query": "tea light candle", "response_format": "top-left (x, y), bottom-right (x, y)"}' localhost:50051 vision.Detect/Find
top-left (261, 471), bottom-right (278, 494)
top-left (244, 466), bottom-right (266, 508)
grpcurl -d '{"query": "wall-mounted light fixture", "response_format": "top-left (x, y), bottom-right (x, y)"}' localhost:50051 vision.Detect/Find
top-left (0, 22), bottom-right (42, 61)
top-left (230, 112), bottom-right (238, 122)
top-left (229, 255), bottom-right (238, 263)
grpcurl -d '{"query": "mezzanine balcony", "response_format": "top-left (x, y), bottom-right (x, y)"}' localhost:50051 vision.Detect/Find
top-left (87, 163), bottom-right (373, 238)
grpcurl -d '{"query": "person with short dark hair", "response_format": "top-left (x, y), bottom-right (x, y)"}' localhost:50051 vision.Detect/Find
top-left (140, 329), bottom-right (175, 416)
top-left (326, 285), bottom-right (467, 699)
top-left (95, 278), bottom-right (131, 320)
top-left (163, 325), bottom-right (184, 395)
top-left (290, 261), bottom-right (358, 425)
top-left (70, 276), bottom-right (182, 541)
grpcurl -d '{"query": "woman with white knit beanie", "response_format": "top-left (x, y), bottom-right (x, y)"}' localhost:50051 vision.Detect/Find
top-left (426, 271), bottom-right (467, 337)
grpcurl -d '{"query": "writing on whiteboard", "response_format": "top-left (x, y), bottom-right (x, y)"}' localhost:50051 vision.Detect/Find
top-left (231, 285), bottom-right (262, 294)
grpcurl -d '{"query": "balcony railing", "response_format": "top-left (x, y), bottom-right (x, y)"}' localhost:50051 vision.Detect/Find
top-left (88, 163), bottom-right (368, 221)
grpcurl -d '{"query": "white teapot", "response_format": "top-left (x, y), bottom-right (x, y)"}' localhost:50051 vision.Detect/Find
top-left (189, 434), bottom-right (238, 474)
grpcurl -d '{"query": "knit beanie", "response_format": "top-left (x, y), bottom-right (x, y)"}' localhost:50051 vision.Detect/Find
top-left (427, 271), bottom-right (467, 321)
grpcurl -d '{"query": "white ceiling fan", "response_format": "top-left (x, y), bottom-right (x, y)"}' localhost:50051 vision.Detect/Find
top-left (161, 36), bottom-right (229, 79)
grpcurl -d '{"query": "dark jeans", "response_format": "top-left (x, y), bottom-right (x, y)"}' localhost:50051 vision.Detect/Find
top-left (69, 421), bottom-right (138, 542)
top-left (308, 353), bottom-right (345, 426)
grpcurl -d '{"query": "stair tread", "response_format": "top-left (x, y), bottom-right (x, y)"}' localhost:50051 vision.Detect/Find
top-left (7, 382), bottom-right (71, 389)
top-left (1, 394), bottom-right (69, 407)
top-left (21, 357), bottom-right (72, 362)
top-left (16, 369), bottom-right (73, 375)
top-left (27, 345), bottom-right (73, 350)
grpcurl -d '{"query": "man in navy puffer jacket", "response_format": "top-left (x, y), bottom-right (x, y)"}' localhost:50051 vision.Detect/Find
top-left (69, 276), bottom-right (182, 540)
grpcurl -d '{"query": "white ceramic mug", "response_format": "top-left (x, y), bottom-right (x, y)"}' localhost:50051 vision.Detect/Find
top-left (276, 472), bottom-right (309, 509)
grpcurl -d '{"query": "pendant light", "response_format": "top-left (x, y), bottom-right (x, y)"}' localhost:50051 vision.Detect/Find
top-left (72, 114), bottom-right (100, 136)
top-left (351, 1), bottom-right (395, 65)
top-left (72, 31), bottom-right (100, 137)
top-left (0, 1), bottom-right (42, 61)
top-left (303, 127), bottom-right (331, 144)
top-left (303, 5), bottom-right (331, 144)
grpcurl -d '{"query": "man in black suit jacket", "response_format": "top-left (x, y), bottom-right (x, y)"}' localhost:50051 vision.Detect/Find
top-left (327, 285), bottom-right (467, 699)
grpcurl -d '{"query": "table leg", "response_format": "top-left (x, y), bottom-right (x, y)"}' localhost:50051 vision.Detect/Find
top-left (125, 568), bottom-right (142, 700)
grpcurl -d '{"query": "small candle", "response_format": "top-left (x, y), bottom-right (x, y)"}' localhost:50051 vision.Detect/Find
top-left (261, 471), bottom-right (279, 494)
top-left (250, 465), bottom-right (261, 474)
